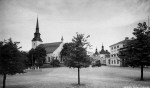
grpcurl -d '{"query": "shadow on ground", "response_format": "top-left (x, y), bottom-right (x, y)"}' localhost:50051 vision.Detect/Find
top-left (66, 83), bottom-right (87, 88)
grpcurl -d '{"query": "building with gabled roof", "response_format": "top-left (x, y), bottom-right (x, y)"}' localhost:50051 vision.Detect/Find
top-left (32, 17), bottom-right (64, 63)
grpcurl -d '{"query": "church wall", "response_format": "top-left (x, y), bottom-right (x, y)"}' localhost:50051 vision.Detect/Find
top-left (53, 42), bottom-right (64, 63)
top-left (44, 42), bottom-right (64, 63)
top-left (32, 41), bottom-right (42, 49)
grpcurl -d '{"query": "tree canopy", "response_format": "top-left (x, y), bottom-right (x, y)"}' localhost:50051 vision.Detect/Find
top-left (60, 33), bottom-right (91, 84)
top-left (0, 38), bottom-right (26, 88)
top-left (61, 33), bottom-right (91, 68)
top-left (0, 38), bottom-right (25, 75)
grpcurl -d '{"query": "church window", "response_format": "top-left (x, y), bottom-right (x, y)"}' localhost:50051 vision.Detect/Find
top-left (114, 60), bottom-right (116, 64)
top-left (48, 57), bottom-right (50, 62)
top-left (117, 60), bottom-right (119, 64)
top-left (117, 45), bottom-right (119, 48)
top-left (112, 60), bottom-right (113, 64)
top-left (108, 59), bottom-right (110, 64)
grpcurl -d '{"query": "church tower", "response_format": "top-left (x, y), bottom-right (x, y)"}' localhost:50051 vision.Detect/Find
top-left (32, 17), bottom-right (43, 49)
top-left (95, 47), bottom-right (98, 56)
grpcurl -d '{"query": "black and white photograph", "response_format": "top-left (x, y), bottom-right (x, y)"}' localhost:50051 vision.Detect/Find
top-left (0, 0), bottom-right (150, 88)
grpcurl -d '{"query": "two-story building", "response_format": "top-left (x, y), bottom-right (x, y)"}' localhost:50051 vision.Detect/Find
top-left (109, 37), bottom-right (129, 66)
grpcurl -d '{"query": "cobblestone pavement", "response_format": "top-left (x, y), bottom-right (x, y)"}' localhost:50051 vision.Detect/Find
top-left (0, 66), bottom-right (150, 88)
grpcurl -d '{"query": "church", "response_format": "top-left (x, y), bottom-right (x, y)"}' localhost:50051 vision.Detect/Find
top-left (93, 44), bottom-right (110, 65)
top-left (32, 17), bottom-right (64, 63)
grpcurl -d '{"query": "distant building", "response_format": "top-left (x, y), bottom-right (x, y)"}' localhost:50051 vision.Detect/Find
top-left (109, 37), bottom-right (129, 66)
top-left (99, 44), bottom-right (110, 65)
top-left (32, 17), bottom-right (64, 63)
top-left (93, 44), bottom-right (110, 65)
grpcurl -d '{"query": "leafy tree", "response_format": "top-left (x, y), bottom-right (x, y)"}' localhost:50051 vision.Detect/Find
top-left (50, 59), bottom-right (60, 67)
top-left (28, 47), bottom-right (46, 68)
top-left (34, 47), bottom-right (46, 67)
top-left (28, 48), bottom-right (35, 67)
top-left (119, 22), bottom-right (150, 80)
top-left (21, 51), bottom-right (30, 68)
top-left (61, 33), bottom-right (91, 85)
top-left (0, 39), bottom-right (25, 88)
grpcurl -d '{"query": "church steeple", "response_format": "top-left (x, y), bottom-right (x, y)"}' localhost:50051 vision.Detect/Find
top-left (32, 17), bottom-right (42, 42)
top-left (32, 17), bottom-right (43, 49)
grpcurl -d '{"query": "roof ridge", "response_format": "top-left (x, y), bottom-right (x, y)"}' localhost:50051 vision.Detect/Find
top-left (42, 42), bottom-right (62, 44)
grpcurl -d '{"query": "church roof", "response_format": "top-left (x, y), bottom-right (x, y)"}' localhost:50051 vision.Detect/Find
top-left (39, 42), bottom-right (62, 54)
top-left (99, 44), bottom-right (110, 54)
top-left (99, 49), bottom-right (106, 54)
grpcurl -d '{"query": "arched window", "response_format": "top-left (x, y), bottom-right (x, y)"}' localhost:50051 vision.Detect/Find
top-left (117, 60), bottom-right (119, 64)
top-left (114, 60), bottom-right (116, 64)
top-left (48, 57), bottom-right (50, 62)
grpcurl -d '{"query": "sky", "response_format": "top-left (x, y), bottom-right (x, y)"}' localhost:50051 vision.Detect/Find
top-left (0, 0), bottom-right (150, 52)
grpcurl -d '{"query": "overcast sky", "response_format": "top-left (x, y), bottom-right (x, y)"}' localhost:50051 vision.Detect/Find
top-left (0, 0), bottom-right (150, 52)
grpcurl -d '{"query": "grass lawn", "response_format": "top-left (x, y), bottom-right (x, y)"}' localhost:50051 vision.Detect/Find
top-left (0, 66), bottom-right (150, 88)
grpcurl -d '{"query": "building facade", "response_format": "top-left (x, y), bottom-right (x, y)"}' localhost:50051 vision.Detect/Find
top-left (109, 37), bottom-right (129, 66)
top-left (32, 17), bottom-right (64, 63)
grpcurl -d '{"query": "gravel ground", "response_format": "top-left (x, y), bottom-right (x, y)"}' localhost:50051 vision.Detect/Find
top-left (0, 66), bottom-right (150, 88)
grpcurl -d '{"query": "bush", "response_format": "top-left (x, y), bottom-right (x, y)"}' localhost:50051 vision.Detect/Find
top-left (50, 59), bottom-right (60, 67)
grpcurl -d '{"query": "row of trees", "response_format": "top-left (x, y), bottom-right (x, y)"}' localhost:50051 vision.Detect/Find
top-left (1, 22), bottom-right (150, 88)
top-left (119, 22), bottom-right (150, 80)
top-left (0, 33), bottom-right (92, 88)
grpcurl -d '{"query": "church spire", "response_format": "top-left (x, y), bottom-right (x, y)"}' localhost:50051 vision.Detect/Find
top-left (36, 17), bottom-right (39, 33)
top-left (61, 36), bottom-right (64, 42)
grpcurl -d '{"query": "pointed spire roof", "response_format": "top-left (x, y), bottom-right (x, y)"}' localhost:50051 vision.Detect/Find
top-left (95, 47), bottom-right (98, 55)
top-left (100, 43), bottom-right (106, 54)
top-left (61, 36), bottom-right (64, 42)
top-left (36, 17), bottom-right (39, 33)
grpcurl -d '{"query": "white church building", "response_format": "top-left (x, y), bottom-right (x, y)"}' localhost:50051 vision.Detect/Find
top-left (32, 18), bottom-right (64, 63)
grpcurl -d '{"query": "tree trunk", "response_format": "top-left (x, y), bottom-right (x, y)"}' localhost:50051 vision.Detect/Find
top-left (3, 74), bottom-right (6, 88)
top-left (141, 64), bottom-right (143, 80)
top-left (78, 67), bottom-right (80, 85)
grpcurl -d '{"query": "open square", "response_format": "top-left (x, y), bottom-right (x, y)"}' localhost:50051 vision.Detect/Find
top-left (0, 66), bottom-right (150, 88)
